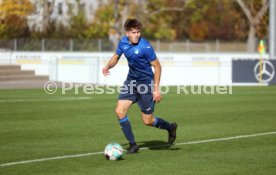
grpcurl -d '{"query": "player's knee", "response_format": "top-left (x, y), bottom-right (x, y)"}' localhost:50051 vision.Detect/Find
top-left (143, 120), bottom-right (153, 126)
top-left (115, 107), bottom-right (126, 118)
top-left (142, 116), bottom-right (154, 126)
top-left (143, 121), bottom-right (152, 126)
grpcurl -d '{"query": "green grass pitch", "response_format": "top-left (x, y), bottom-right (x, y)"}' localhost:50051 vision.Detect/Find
top-left (0, 86), bottom-right (276, 175)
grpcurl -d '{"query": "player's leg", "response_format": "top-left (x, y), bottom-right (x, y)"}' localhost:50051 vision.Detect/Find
top-left (115, 100), bottom-right (138, 148)
top-left (138, 93), bottom-right (177, 144)
top-left (141, 112), bottom-right (177, 144)
top-left (115, 99), bottom-right (133, 119)
top-left (141, 112), bottom-right (170, 129)
top-left (116, 80), bottom-right (139, 153)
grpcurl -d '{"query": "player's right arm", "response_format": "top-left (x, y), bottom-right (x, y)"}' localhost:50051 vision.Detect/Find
top-left (102, 54), bottom-right (120, 76)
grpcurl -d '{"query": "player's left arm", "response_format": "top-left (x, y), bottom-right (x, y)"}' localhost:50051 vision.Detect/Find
top-left (150, 59), bottom-right (162, 103)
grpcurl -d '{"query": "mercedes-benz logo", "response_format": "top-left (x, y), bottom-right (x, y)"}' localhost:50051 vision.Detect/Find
top-left (254, 60), bottom-right (275, 83)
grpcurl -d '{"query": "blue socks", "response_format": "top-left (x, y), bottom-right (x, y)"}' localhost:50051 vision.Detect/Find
top-left (119, 116), bottom-right (171, 144)
top-left (119, 116), bottom-right (135, 145)
top-left (152, 117), bottom-right (172, 131)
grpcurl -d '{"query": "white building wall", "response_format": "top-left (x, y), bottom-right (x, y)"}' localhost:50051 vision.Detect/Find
top-left (27, 0), bottom-right (108, 32)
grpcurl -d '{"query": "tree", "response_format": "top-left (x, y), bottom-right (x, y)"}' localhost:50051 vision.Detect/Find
top-left (235, 0), bottom-right (268, 52)
top-left (0, 0), bottom-right (33, 38)
top-left (109, 0), bottom-right (139, 49)
top-left (41, 0), bottom-right (54, 35)
top-left (139, 0), bottom-right (186, 40)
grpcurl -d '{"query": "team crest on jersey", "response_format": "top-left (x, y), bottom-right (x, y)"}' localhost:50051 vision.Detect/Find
top-left (134, 49), bottom-right (139, 54)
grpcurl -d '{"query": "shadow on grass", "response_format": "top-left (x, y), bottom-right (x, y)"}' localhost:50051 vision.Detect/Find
top-left (122, 140), bottom-right (180, 151)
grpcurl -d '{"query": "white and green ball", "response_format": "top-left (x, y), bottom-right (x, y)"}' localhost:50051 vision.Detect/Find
top-left (104, 143), bottom-right (124, 160)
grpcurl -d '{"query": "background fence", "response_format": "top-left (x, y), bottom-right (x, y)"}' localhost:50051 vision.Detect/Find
top-left (0, 39), bottom-right (251, 53)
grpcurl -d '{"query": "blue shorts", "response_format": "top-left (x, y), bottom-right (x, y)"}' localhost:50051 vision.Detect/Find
top-left (118, 80), bottom-right (155, 114)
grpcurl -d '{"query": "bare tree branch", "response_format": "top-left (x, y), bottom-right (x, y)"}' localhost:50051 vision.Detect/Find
top-left (145, 0), bottom-right (188, 18)
top-left (235, 0), bottom-right (269, 52)
top-left (236, 0), bottom-right (268, 25)
top-left (236, 0), bottom-right (253, 23)
top-left (147, 7), bottom-right (186, 17)
top-left (254, 0), bottom-right (268, 24)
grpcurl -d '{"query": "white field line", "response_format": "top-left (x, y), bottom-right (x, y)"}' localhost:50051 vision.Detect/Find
top-left (1, 131), bottom-right (276, 167)
top-left (0, 97), bottom-right (91, 102)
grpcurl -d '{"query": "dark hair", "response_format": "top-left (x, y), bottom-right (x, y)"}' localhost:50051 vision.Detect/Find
top-left (124, 19), bottom-right (142, 31)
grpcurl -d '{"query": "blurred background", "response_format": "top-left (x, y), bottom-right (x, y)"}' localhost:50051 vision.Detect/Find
top-left (0, 0), bottom-right (270, 52)
top-left (0, 0), bottom-right (275, 86)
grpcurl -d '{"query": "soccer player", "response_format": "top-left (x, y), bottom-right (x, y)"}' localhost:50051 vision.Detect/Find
top-left (102, 19), bottom-right (177, 154)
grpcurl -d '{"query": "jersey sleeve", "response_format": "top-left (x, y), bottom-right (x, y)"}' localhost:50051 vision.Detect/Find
top-left (115, 40), bottom-right (123, 56)
top-left (144, 44), bottom-right (157, 62)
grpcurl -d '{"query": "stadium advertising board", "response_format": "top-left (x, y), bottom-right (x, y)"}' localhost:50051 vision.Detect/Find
top-left (232, 59), bottom-right (276, 84)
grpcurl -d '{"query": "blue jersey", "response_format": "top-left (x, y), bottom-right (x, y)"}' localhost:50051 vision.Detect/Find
top-left (116, 36), bottom-right (157, 83)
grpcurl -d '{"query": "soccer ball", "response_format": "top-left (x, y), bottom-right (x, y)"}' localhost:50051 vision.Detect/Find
top-left (104, 143), bottom-right (124, 160)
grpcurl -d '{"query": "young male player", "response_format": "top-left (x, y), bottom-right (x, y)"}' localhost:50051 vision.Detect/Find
top-left (102, 19), bottom-right (177, 154)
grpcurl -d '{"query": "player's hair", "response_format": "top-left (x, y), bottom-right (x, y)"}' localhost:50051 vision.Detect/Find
top-left (124, 19), bottom-right (142, 31)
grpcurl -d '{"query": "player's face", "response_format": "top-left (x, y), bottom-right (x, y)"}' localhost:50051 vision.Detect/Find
top-left (126, 28), bottom-right (141, 44)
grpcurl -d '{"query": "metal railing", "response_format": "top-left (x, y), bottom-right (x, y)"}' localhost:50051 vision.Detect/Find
top-left (0, 38), bottom-right (250, 52)
top-left (0, 38), bottom-right (112, 52)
